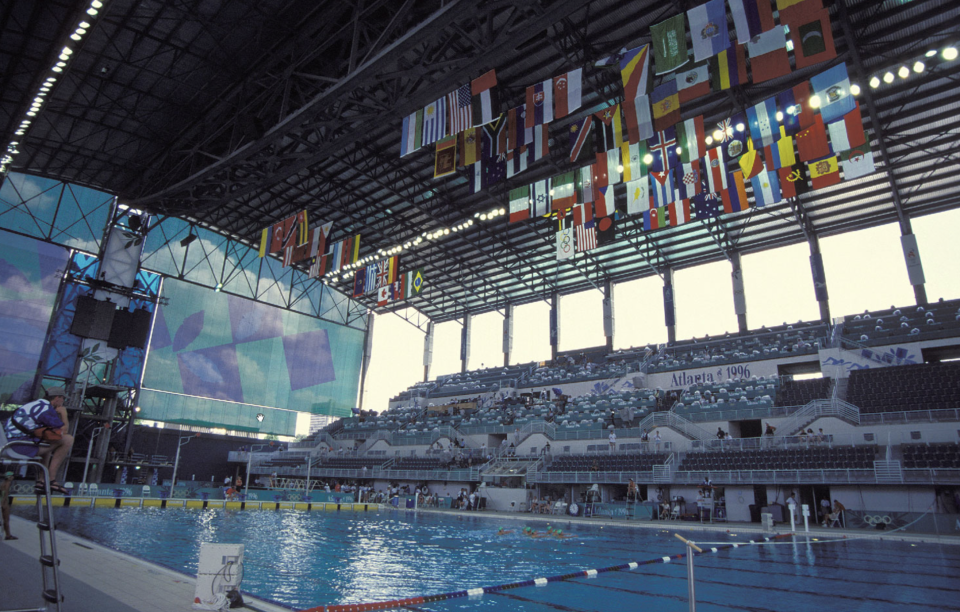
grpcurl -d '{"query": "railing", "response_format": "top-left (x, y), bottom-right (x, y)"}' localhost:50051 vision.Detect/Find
top-left (519, 421), bottom-right (556, 442)
top-left (860, 408), bottom-right (960, 425)
top-left (653, 453), bottom-right (673, 483)
top-left (679, 403), bottom-right (802, 423)
top-left (528, 470), bottom-right (656, 484)
top-left (874, 460), bottom-right (903, 483)
top-left (637, 411), bottom-right (713, 442)
top-left (672, 468), bottom-right (878, 485)
top-left (773, 399), bottom-right (860, 438)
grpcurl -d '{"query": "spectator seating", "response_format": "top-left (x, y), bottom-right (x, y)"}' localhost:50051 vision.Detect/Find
top-left (544, 452), bottom-right (668, 472)
top-left (847, 362), bottom-right (960, 413)
top-left (392, 456), bottom-right (444, 471)
top-left (842, 298), bottom-right (960, 346)
top-left (316, 457), bottom-right (389, 470)
top-left (678, 446), bottom-right (877, 471)
top-left (775, 377), bottom-right (832, 407)
top-left (901, 443), bottom-right (960, 469)
top-left (674, 376), bottom-right (778, 416)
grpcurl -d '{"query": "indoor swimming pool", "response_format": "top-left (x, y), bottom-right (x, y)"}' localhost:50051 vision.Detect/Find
top-left (14, 506), bottom-right (959, 611)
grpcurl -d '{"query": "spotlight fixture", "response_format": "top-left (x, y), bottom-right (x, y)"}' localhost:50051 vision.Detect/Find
top-left (883, 71), bottom-right (895, 84)
top-left (850, 84), bottom-right (861, 96)
top-left (869, 76), bottom-right (880, 88)
top-left (898, 66), bottom-right (909, 79)
top-left (912, 61), bottom-right (925, 73)
top-left (943, 47), bottom-right (958, 61)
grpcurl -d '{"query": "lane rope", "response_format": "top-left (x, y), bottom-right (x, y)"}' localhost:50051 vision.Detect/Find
top-left (298, 534), bottom-right (794, 612)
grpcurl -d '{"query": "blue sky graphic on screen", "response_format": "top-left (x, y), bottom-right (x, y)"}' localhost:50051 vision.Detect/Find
top-left (143, 279), bottom-right (361, 421)
top-left (0, 231), bottom-right (69, 403)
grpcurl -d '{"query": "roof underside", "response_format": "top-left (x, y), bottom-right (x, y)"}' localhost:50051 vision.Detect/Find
top-left (2, 0), bottom-right (959, 324)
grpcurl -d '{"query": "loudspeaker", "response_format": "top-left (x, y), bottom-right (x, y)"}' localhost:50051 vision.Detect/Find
top-left (128, 308), bottom-right (152, 349)
top-left (107, 308), bottom-right (153, 350)
top-left (71, 296), bottom-right (116, 341)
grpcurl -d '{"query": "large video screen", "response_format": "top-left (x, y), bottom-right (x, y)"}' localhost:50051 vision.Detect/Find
top-left (142, 279), bottom-right (363, 430)
top-left (0, 230), bottom-right (69, 404)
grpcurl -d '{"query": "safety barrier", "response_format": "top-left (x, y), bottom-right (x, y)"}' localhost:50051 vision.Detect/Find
top-left (10, 496), bottom-right (382, 512)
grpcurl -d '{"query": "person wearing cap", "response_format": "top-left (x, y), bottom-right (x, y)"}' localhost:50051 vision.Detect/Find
top-left (2, 470), bottom-right (16, 540)
top-left (2, 387), bottom-right (74, 495)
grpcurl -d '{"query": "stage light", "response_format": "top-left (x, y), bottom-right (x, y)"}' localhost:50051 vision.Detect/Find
top-left (913, 61), bottom-right (925, 73)
top-left (850, 84), bottom-right (861, 96)
top-left (883, 71), bottom-right (895, 83)
top-left (898, 66), bottom-right (909, 79)
top-left (943, 47), bottom-right (958, 61)
top-left (809, 95), bottom-right (821, 109)
top-left (869, 76), bottom-right (880, 88)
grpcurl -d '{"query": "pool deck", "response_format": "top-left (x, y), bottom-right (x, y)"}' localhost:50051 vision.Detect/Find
top-left (2, 507), bottom-right (958, 612)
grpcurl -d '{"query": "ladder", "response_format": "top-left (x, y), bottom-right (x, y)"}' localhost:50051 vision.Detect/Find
top-left (1, 452), bottom-right (64, 612)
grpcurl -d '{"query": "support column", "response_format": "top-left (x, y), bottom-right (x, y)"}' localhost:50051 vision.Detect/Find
top-left (460, 315), bottom-right (472, 373)
top-left (603, 280), bottom-right (615, 351)
top-left (550, 293), bottom-right (560, 362)
top-left (90, 396), bottom-right (117, 484)
top-left (808, 236), bottom-right (831, 323)
top-left (836, 0), bottom-right (927, 306)
top-left (663, 268), bottom-right (677, 344)
top-left (503, 304), bottom-right (514, 367)
top-left (423, 321), bottom-right (434, 382)
top-left (357, 313), bottom-right (375, 410)
top-left (730, 251), bottom-right (748, 334)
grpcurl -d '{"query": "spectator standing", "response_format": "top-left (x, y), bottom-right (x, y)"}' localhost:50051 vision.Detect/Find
top-left (654, 430), bottom-right (662, 452)
top-left (786, 492), bottom-right (798, 523)
top-left (608, 430), bottom-right (617, 451)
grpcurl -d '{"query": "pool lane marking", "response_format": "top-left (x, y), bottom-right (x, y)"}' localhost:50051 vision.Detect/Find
top-left (297, 534), bottom-right (794, 612)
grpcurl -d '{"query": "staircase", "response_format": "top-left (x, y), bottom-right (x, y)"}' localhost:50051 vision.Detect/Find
top-left (773, 399), bottom-right (861, 437)
top-left (638, 411), bottom-right (713, 443)
top-left (518, 421), bottom-right (556, 442)
top-left (874, 460), bottom-right (903, 483)
top-left (652, 453), bottom-right (674, 483)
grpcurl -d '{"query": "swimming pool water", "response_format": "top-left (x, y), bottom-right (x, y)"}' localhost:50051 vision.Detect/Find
top-left (15, 506), bottom-right (960, 611)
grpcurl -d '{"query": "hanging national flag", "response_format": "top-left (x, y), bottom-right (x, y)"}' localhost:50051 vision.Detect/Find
top-left (471, 70), bottom-right (499, 127)
top-left (722, 170), bottom-right (750, 212)
top-left (505, 146), bottom-right (530, 179)
top-left (652, 168), bottom-right (676, 207)
top-left (777, 87), bottom-right (801, 135)
top-left (780, 0), bottom-right (837, 69)
top-left (376, 285), bottom-right (392, 307)
top-left (577, 165), bottom-right (596, 203)
top-left (746, 97), bottom-right (780, 147)
top-left (557, 227), bottom-right (575, 260)
top-left (352, 267), bottom-right (367, 298)
top-left (692, 191), bottom-right (723, 218)
top-left (776, 0), bottom-right (806, 9)
top-left (447, 84), bottom-right (474, 135)
top-left (840, 141), bottom-right (875, 180)
top-left (258, 226), bottom-right (273, 257)
top-left (717, 114), bottom-right (749, 161)
top-left (643, 206), bottom-right (668, 231)
top-left (404, 268), bottom-right (425, 298)
top-left (596, 215), bottom-right (617, 245)
top-left (651, 14), bottom-right (689, 74)
top-left (362, 262), bottom-right (378, 294)
top-left (796, 115), bottom-right (830, 162)
top-left (626, 176), bottom-right (650, 215)
top-left (467, 159), bottom-right (486, 194)
top-left (339, 234), bottom-right (361, 270)
top-left (620, 141), bottom-right (647, 182)
top-left (595, 186), bottom-right (616, 218)
top-left (620, 44), bottom-right (652, 101)
top-left (531, 179), bottom-right (552, 217)
top-left (459, 127), bottom-right (482, 166)
top-left (623, 96), bottom-right (654, 144)
top-left (327, 240), bottom-right (343, 274)
top-left (778, 163), bottom-right (810, 198)
top-left (553, 68), bottom-right (582, 119)
top-left (651, 80), bottom-right (681, 131)
top-left (827, 103), bottom-right (867, 153)
top-left (764, 131), bottom-right (797, 170)
top-left (594, 105), bottom-right (623, 152)
top-left (811, 63), bottom-right (856, 124)
top-left (400, 109), bottom-right (423, 157)
top-left (480, 116), bottom-right (507, 159)
top-left (729, 0), bottom-right (776, 43)
top-left (576, 220), bottom-right (598, 252)
top-left (486, 155), bottom-right (507, 188)
top-left (790, 80), bottom-right (816, 131)
top-left (688, 0), bottom-right (730, 62)
top-left (708, 43), bottom-right (747, 91)
top-left (747, 26), bottom-right (791, 83)
top-left (675, 160), bottom-right (702, 200)
top-left (808, 156), bottom-right (841, 190)
top-left (421, 98), bottom-right (447, 146)
top-left (668, 199), bottom-right (693, 226)
top-left (704, 146), bottom-right (728, 192)
top-left (529, 124), bottom-right (550, 162)
top-left (604, 148), bottom-right (621, 186)
top-left (434, 136), bottom-right (457, 178)
top-left (506, 105), bottom-right (528, 150)
top-left (525, 79), bottom-right (554, 128)
top-left (648, 127), bottom-right (679, 174)
top-left (750, 169), bottom-right (782, 206)
top-left (509, 186), bottom-right (531, 223)
top-left (739, 146), bottom-right (764, 180)
top-left (373, 256), bottom-right (399, 289)
top-left (676, 62), bottom-right (710, 104)
top-left (552, 171), bottom-right (577, 211)
top-left (592, 154), bottom-right (609, 190)
top-left (568, 119), bottom-right (594, 164)
top-left (677, 116), bottom-right (706, 163)
top-left (572, 200), bottom-right (594, 227)
top-left (289, 222), bottom-right (331, 264)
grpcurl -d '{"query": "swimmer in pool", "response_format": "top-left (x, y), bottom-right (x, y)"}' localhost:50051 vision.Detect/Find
top-left (552, 528), bottom-right (576, 539)
top-left (496, 527), bottom-right (514, 535)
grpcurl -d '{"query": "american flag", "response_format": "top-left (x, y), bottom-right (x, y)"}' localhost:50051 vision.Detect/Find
top-left (576, 220), bottom-right (597, 252)
top-left (447, 84), bottom-right (473, 135)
